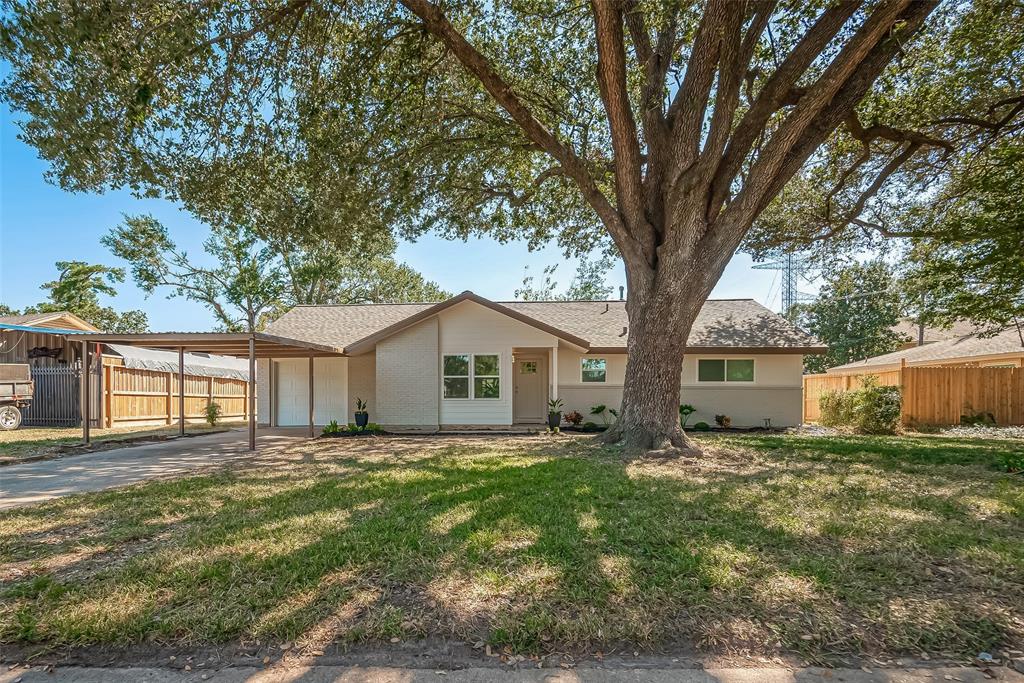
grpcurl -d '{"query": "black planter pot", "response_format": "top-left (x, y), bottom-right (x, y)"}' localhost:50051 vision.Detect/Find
top-left (547, 412), bottom-right (561, 429)
top-left (354, 412), bottom-right (369, 429)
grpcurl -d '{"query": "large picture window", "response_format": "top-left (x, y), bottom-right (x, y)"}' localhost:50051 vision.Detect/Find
top-left (697, 358), bottom-right (754, 382)
top-left (443, 353), bottom-right (501, 399)
top-left (581, 357), bottom-right (607, 383)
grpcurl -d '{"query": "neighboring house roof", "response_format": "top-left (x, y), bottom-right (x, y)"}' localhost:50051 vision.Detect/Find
top-left (890, 318), bottom-right (980, 345)
top-left (829, 325), bottom-right (1024, 373)
top-left (266, 291), bottom-right (824, 355)
top-left (106, 343), bottom-right (250, 380)
top-left (0, 322), bottom-right (93, 335)
top-left (0, 311), bottom-right (98, 332)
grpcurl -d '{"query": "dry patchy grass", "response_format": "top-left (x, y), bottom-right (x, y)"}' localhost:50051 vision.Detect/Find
top-left (0, 432), bottom-right (1021, 662)
top-left (0, 424), bottom-right (229, 463)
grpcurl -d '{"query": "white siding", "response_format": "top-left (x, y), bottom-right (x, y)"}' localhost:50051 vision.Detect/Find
top-left (555, 352), bottom-right (805, 427)
top-left (256, 358), bottom-right (271, 426)
top-left (376, 318), bottom-right (439, 428)
top-left (438, 301), bottom-right (557, 425)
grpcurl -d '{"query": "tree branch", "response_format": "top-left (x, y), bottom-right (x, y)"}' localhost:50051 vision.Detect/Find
top-left (398, 0), bottom-right (650, 271)
top-left (666, 0), bottom-right (731, 169)
top-left (591, 0), bottom-right (650, 250)
top-left (708, 1), bottom-right (860, 218)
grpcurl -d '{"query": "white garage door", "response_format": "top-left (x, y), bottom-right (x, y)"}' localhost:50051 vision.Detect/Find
top-left (276, 358), bottom-right (309, 426)
top-left (275, 357), bottom-right (348, 427)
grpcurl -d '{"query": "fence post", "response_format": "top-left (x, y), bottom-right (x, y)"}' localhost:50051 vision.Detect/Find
top-left (104, 364), bottom-right (113, 428)
top-left (208, 375), bottom-right (214, 411)
top-left (899, 358), bottom-right (908, 427)
top-left (165, 371), bottom-right (173, 425)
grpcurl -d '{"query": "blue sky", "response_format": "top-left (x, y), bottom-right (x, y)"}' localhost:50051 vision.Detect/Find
top-left (1, 103), bottom-right (789, 332)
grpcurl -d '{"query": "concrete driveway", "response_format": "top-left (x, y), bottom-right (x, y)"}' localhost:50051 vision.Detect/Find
top-left (0, 428), bottom-right (310, 510)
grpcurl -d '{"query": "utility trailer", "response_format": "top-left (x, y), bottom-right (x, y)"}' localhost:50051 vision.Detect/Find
top-left (0, 363), bottom-right (33, 430)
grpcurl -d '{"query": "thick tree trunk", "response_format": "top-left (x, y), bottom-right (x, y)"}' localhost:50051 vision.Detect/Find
top-left (601, 265), bottom-right (709, 457)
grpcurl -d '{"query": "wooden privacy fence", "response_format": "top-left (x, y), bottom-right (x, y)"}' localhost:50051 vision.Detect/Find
top-left (803, 365), bottom-right (1024, 426)
top-left (101, 364), bottom-right (249, 427)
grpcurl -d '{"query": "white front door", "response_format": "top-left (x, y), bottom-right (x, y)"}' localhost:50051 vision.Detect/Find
top-left (276, 358), bottom-right (309, 426)
top-left (513, 354), bottom-right (547, 423)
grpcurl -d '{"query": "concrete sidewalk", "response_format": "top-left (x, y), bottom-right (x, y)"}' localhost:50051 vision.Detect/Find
top-left (1, 665), bottom-right (1020, 682)
top-left (0, 428), bottom-right (308, 509)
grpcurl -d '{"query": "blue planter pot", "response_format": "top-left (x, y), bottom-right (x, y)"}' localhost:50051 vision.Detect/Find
top-left (354, 413), bottom-right (369, 429)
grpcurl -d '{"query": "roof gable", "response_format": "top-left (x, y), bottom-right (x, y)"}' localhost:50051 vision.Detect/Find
top-left (0, 311), bottom-right (98, 331)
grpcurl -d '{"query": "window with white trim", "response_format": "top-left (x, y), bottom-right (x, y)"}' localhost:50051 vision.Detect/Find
top-left (697, 358), bottom-right (754, 382)
top-left (581, 357), bottom-right (607, 383)
top-left (443, 353), bottom-right (501, 399)
top-left (474, 354), bottom-right (500, 399)
top-left (443, 354), bottom-right (470, 398)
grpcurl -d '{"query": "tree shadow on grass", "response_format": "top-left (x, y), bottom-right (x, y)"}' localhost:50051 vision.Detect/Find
top-left (1, 437), bottom-right (1022, 660)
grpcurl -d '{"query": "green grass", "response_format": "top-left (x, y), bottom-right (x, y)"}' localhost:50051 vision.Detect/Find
top-left (0, 433), bottom-right (1021, 661)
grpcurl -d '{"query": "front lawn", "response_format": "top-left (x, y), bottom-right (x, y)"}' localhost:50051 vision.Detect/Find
top-left (1, 433), bottom-right (1021, 662)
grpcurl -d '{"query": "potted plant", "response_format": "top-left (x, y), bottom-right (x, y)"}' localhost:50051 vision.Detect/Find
top-left (547, 398), bottom-right (563, 430)
top-left (354, 397), bottom-right (369, 429)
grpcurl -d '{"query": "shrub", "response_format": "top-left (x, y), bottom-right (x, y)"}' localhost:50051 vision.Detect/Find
top-left (564, 410), bottom-right (584, 426)
top-left (693, 421), bottom-right (710, 431)
top-left (322, 420), bottom-right (341, 436)
top-left (960, 408), bottom-right (996, 426)
top-left (714, 414), bottom-right (731, 428)
top-left (679, 404), bottom-right (696, 428)
top-left (854, 383), bottom-right (902, 434)
top-left (818, 377), bottom-right (902, 435)
top-left (819, 390), bottom-right (857, 427)
top-left (590, 404), bottom-right (609, 425)
top-left (204, 402), bottom-right (222, 427)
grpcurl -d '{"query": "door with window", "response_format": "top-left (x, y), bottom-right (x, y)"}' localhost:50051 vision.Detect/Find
top-left (513, 354), bottom-right (547, 423)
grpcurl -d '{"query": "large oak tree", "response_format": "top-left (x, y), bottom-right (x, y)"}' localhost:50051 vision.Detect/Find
top-left (2, 0), bottom-right (1020, 453)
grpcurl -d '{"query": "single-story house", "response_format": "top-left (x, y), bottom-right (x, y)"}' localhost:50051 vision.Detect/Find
top-left (828, 325), bottom-right (1024, 374)
top-left (260, 291), bottom-right (824, 430)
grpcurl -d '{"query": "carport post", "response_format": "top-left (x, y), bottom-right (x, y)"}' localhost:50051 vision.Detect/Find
top-left (248, 336), bottom-right (256, 451)
top-left (81, 340), bottom-right (91, 445)
top-left (308, 355), bottom-right (315, 438)
top-left (178, 347), bottom-right (185, 437)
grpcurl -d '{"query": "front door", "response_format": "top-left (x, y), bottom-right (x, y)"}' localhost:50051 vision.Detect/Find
top-left (514, 354), bottom-right (547, 423)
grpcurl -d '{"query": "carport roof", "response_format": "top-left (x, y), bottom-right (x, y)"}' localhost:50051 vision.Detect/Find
top-left (77, 331), bottom-right (345, 358)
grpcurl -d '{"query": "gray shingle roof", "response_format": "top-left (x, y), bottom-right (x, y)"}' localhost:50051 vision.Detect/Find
top-left (266, 294), bottom-right (822, 353)
top-left (829, 326), bottom-right (1024, 372)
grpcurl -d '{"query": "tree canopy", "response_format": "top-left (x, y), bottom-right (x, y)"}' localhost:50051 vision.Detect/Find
top-left (795, 261), bottom-right (906, 373)
top-left (514, 255), bottom-right (616, 301)
top-left (3, 0), bottom-right (1020, 451)
top-left (104, 215), bottom-right (450, 332)
top-left (24, 261), bottom-right (148, 332)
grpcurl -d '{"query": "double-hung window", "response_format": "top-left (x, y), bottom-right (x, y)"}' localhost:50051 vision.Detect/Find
top-left (443, 353), bottom-right (500, 399)
top-left (697, 359), bottom-right (754, 382)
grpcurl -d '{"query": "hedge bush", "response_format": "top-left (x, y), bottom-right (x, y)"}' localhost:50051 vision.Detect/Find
top-left (818, 377), bottom-right (902, 435)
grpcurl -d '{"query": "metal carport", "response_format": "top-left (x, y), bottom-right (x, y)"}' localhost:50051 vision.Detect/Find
top-left (77, 332), bottom-right (345, 450)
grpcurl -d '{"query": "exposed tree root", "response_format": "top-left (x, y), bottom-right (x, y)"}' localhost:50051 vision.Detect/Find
top-left (599, 423), bottom-right (702, 459)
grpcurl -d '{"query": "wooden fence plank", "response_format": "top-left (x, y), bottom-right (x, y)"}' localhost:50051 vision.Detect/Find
top-left (803, 366), bottom-right (1023, 427)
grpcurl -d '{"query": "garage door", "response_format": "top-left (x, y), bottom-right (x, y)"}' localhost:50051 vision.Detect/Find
top-left (276, 358), bottom-right (309, 426)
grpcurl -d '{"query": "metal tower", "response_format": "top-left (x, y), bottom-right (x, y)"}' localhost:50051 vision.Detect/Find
top-left (752, 253), bottom-right (811, 318)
